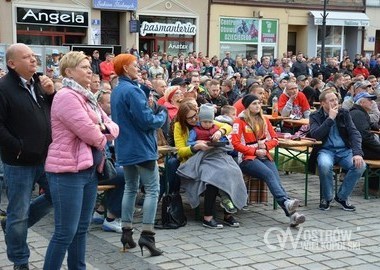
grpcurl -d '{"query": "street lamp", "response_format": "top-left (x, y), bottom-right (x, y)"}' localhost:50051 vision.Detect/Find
top-left (320, 0), bottom-right (329, 66)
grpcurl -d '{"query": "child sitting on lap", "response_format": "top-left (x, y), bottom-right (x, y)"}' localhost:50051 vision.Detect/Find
top-left (187, 103), bottom-right (237, 214)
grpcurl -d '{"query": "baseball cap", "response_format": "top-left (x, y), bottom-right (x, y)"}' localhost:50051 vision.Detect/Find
top-left (171, 77), bottom-right (189, 86)
top-left (297, 75), bottom-right (307, 81)
top-left (52, 49), bottom-right (59, 55)
top-left (263, 74), bottom-right (273, 81)
top-left (354, 92), bottom-right (377, 103)
top-left (354, 80), bottom-right (371, 90)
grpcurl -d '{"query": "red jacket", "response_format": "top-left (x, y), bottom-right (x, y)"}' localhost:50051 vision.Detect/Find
top-left (231, 117), bottom-right (278, 161)
top-left (353, 66), bottom-right (369, 79)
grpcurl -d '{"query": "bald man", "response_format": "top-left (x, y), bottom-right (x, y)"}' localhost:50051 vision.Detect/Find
top-left (0, 43), bottom-right (55, 270)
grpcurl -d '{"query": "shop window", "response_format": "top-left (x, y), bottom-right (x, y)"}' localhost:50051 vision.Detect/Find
top-left (219, 44), bottom-right (258, 60)
top-left (317, 25), bottom-right (342, 46)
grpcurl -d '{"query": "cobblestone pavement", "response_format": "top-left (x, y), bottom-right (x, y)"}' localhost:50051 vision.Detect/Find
top-left (1, 172), bottom-right (380, 270)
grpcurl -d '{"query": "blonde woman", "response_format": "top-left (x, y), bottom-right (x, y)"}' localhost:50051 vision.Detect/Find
top-left (44, 51), bottom-right (119, 269)
top-left (231, 94), bottom-right (305, 227)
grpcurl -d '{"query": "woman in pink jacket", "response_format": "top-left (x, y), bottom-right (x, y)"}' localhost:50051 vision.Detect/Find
top-left (43, 51), bottom-right (119, 270)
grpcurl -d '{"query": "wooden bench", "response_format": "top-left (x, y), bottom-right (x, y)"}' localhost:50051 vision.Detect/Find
top-left (96, 185), bottom-right (116, 215)
top-left (97, 185), bottom-right (116, 192)
top-left (364, 159), bottom-right (380, 199)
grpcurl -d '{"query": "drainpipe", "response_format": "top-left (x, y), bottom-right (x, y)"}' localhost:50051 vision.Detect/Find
top-left (206, 0), bottom-right (211, 56)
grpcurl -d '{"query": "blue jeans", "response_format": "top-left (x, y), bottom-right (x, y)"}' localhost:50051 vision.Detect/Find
top-left (317, 148), bottom-right (366, 201)
top-left (101, 167), bottom-right (125, 217)
top-left (166, 155), bottom-right (181, 194)
top-left (122, 161), bottom-right (159, 228)
top-left (3, 163), bottom-right (52, 265)
top-left (240, 158), bottom-right (290, 215)
top-left (43, 167), bottom-right (98, 270)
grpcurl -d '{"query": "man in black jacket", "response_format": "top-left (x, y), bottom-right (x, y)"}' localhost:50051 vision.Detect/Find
top-left (290, 52), bottom-right (308, 78)
top-left (0, 43), bottom-right (55, 270)
top-left (309, 90), bottom-right (365, 212)
top-left (349, 92), bottom-right (380, 159)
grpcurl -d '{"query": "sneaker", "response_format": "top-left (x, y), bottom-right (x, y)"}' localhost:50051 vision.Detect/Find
top-left (319, 200), bottom-right (331, 211)
top-left (92, 211), bottom-right (105, 224)
top-left (334, 196), bottom-right (356, 211)
top-left (14, 264), bottom-right (29, 270)
top-left (220, 199), bottom-right (237, 214)
top-left (0, 209), bottom-right (6, 217)
top-left (289, 212), bottom-right (306, 227)
top-left (202, 218), bottom-right (223, 229)
top-left (223, 215), bottom-right (240, 227)
top-left (241, 205), bottom-right (249, 211)
top-left (284, 199), bottom-right (300, 214)
top-left (102, 219), bottom-right (122, 233)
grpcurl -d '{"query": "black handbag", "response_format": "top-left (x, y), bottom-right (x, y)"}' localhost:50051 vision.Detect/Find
top-left (97, 157), bottom-right (117, 181)
top-left (155, 193), bottom-right (187, 229)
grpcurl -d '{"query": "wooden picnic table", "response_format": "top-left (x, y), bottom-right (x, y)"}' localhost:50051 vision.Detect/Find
top-left (282, 118), bottom-right (309, 126)
top-left (274, 138), bottom-right (321, 206)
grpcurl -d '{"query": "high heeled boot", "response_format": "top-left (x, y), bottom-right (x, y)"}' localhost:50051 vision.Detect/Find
top-left (121, 228), bottom-right (136, 251)
top-left (138, 231), bottom-right (163, 257)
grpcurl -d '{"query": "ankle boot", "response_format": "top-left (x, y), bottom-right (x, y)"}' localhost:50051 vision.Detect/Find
top-left (138, 231), bottom-right (163, 257)
top-left (121, 228), bottom-right (136, 251)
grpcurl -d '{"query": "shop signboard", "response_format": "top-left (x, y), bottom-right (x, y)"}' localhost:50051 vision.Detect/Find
top-left (93, 0), bottom-right (137, 11)
top-left (220, 17), bottom-right (259, 43)
top-left (140, 21), bottom-right (196, 36)
top-left (261, 20), bottom-right (277, 43)
top-left (16, 7), bottom-right (88, 27)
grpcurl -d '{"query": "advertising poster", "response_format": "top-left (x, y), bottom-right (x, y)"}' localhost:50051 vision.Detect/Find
top-left (45, 47), bottom-right (70, 78)
top-left (261, 20), bottom-right (278, 43)
top-left (220, 17), bottom-right (259, 43)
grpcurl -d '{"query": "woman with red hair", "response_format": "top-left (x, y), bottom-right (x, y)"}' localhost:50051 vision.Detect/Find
top-left (111, 54), bottom-right (167, 256)
top-left (163, 85), bottom-right (183, 121)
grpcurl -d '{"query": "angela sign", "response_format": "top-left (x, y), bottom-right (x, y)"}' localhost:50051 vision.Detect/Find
top-left (17, 7), bottom-right (88, 27)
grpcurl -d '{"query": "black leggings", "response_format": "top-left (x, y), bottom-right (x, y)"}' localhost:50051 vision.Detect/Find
top-left (204, 184), bottom-right (219, 216)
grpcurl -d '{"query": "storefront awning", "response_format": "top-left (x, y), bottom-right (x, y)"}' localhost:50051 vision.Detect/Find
top-left (310, 11), bottom-right (369, 27)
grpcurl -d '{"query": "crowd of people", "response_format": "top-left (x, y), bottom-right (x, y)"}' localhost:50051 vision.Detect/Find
top-left (0, 43), bottom-right (380, 269)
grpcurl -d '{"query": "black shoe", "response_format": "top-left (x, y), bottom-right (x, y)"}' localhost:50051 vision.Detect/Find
top-left (334, 196), bottom-right (356, 211)
top-left (319, 200), bottom-right (331, 211)
top-left (0, 209), bottom-right (6, 217)
top-left (121, 227), bottom-right (136, 252)
top-left (223, 215), bottom-right (240, 227)
top-left (138, 231), bottom-right (163, 257)
top-left (202, 218), bottom-right (223, 229)
top-left (14, 264), bottom-right (29, 270)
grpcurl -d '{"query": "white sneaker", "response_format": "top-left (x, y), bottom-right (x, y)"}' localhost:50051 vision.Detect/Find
top-left (289, 212), bottom-right (306, 227)
top-left (92, 211), bottom-right (104, 224)
top-left (102, 219), bottom-right (122, 233)
top-left (284, 199), bottom-right (300, 214)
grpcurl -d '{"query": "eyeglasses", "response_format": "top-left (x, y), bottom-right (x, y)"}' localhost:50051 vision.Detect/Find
top-left (186, 113), bottom-right (198, 121)
top-left (287, 87), bottom-right (298, 90)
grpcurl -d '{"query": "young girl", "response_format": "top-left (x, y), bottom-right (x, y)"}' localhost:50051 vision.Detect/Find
top-left (231, 94), bottom-right (306, 227)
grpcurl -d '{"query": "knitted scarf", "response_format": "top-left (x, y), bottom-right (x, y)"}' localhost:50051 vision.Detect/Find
top-left (62, 77), bottom-right (103, 123)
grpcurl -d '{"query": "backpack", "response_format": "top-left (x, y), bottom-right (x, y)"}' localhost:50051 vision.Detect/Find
top-left (155, 193), bottom-right (187, 229)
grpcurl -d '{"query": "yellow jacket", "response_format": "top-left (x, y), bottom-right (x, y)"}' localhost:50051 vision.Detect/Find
top-left (174, 120), bottom-right (232, 162)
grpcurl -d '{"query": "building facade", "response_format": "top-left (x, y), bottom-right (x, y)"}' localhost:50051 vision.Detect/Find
top-left (210, 0), bottom-right (368, 61)
top-left (0, 0), bottom-right (208, 60)
top-left (135, 0), bottom-right (208, 56)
